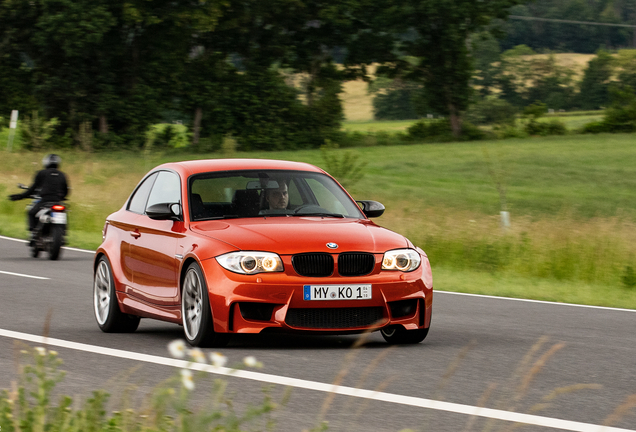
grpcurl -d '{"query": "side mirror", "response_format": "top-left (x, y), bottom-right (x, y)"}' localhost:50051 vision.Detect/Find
top-left (356, 200), bottom-right (385, 218)
top-left (147, 203), bottom-right (181, 221)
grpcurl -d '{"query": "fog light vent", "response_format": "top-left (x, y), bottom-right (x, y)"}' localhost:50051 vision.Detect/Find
top-left (239, 302), bottom-right (276, 321)
top-left (388, 299), bottom-right (418, 319)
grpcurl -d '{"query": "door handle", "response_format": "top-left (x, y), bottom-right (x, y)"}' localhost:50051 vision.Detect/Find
top-left (131, 230), bottom-right (141, 239)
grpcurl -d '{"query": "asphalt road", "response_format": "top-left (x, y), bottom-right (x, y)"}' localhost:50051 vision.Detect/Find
top-left (1, 235), bottom-right (635, 432)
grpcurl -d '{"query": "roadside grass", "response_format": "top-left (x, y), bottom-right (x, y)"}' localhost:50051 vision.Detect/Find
top-left (0, 344), bottom-right (283, 432)
top-left (2, 133), bottom-right (636, 307)
top-left (537, 113), bottom-right (604, 130)
top-left (434, 266), bottom-right (636, 309)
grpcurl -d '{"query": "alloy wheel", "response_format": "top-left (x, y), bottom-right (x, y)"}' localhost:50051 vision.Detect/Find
top-left (183, 268), bottom-right (203, 340)
top-left (94, 260), bottom-right (111, 325)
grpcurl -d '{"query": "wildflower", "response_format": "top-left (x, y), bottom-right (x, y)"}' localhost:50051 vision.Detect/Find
top-left (180, 369), bottom-right (194, 390)
top-left (34, 347), bottom-right (47, 356)
top-left (189, 348), bottom-right (206, 364)
top-left (49, 350), bottom-right (58, 356)
top-left (243, 355), bottom-right (263, 368)
top-left (210, 352), bottom-right (228, 368)
top-left (168, 340), bottom-right (187, 358)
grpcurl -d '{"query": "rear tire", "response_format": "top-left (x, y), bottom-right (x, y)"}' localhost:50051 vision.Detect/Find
top-left (93, 256), bottom-right (140, 333)
top-left (48, 225), bottom-right (64, 260)
top-left (181, 262), bottom-right (230, 348)
top-left (381, 325), bottom-right (429, 344)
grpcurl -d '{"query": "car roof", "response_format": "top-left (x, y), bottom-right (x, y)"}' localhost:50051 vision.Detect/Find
top-left (154, 158), bottom-right (326, 177)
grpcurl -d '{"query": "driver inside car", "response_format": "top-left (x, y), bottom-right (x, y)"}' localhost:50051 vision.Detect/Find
top-left (259, 180), bottom-right (289, 215)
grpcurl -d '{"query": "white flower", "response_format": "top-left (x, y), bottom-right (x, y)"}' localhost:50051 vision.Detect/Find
top-left (168, 340), bottom-right (187, 358)
top-left (34, 347), bottom-right (47, 356)
top-left (180, 369), bottom-right (195, 390)
top-left (209, 352), bottom-right (228, 368)
top-left (189, 348), bottom-right (206, 364)
top-left (243, 355), bottom-right (262, 368)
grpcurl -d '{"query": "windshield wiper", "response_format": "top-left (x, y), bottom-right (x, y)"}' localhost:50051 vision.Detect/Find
top-left (294, 213), bottom-right (346, 218)
top-left (198, 215), bottom-right (240, 221)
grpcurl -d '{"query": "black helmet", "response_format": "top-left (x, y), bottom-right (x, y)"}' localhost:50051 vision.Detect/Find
top-left (42, 154), bottom-right (61, 169)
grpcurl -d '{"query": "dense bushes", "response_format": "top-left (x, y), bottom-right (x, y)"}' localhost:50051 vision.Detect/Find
top-left (465, 98), bottom-right (517, 126)
top-left (406, 119), bottom-right (492, 142)
top-left (583, 86), bottom-right (636, 134)
top-left (525, 119), bottom-right (567, 136)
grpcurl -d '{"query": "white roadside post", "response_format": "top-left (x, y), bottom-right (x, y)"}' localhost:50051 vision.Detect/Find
top-left (500, 211), bottom-right (511, 231)
top-left (7, 110), bottom-right (19, 152)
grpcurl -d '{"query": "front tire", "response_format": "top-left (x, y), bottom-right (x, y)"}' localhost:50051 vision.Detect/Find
top-left (181, 262), bottom-right (229, 347)
top-left (381, 325), bottom-right (429, 344)
top-left (93, 256), bottom-right (140, 333)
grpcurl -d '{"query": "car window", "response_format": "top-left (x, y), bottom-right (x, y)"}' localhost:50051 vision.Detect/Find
top-left (146, 171), bottom-right (181, 211)
top-left (191, 176), bottom-right (249, 203)
top-left (127, 173), bottom-right (158, 214)
top-left (287, 178), bottom-right (302, 207)
top-left (305, 178), bottom-right (349, 215)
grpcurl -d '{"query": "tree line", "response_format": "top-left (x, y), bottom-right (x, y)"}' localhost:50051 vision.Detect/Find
top-left (0, 0), bottom-right (526, 150)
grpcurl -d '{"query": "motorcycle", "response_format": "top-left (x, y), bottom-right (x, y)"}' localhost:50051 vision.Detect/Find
top-left (17, 184), bottom-right (68, 260)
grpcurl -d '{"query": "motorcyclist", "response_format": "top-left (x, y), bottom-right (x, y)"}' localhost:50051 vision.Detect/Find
top-left (8, 154), bottom-right (69, 244)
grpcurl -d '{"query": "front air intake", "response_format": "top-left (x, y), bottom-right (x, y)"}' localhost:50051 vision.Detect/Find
top-left (285, 307), bottom-right (384, 329)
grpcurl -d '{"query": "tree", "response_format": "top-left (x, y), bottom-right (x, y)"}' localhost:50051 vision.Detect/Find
top-left (0, 0), bottom-right (224, 147)
top-left (578, 50), bottom-right (615, 110)
top-left (495, 47), bottom-right (577, 110)
top-left (379, 0), bottom-right (525, 137)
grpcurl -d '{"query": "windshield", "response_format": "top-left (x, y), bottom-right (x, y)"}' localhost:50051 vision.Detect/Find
top-left (188, 169), bottom-right (364, 221)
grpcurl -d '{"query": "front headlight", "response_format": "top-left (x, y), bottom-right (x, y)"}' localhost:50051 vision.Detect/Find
top-left (382, 249), bottom-right (421, 272)
top-left (216, 251), bottom-right (284, 275)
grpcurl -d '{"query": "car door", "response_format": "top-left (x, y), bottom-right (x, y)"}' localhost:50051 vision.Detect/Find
top-left (128, 170), bottom-right (184, 305)
top-left (115, 172), bottom-right (158, 288)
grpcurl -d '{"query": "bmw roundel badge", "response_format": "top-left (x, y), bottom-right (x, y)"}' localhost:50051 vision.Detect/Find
top-left (326, 242), bottom-right (338, 249)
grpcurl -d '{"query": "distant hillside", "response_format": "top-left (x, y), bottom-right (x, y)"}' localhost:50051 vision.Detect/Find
top-left (340, 53), bottom-right (597, 122)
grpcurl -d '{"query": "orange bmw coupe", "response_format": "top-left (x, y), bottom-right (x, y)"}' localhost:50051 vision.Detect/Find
top-left (93, 159), bottom-right (433, 347)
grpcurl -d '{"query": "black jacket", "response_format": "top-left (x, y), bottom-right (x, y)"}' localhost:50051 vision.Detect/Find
top-left (20, 168), bottom-right (69, 202)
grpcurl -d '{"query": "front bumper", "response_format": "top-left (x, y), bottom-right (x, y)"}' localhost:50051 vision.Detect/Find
top-left (199, 255), bottom-right (433, 334)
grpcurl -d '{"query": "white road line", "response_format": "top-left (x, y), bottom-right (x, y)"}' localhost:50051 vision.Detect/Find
top-left (0, 270), bottom-right (49, 280)
top-left (0, 235), bottom-right (94, 254)
top-left (0, 328), bottom-right (633, 432)
top-left (437, 291), bottom-right (636, 313)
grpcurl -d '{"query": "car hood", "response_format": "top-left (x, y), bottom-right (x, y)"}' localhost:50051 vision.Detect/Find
top-left (190, 217), bottom-right (409, 255)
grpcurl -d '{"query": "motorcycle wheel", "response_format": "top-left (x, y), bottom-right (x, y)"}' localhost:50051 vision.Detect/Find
top-left (48, 225), bottom-right (64, 260)
top-left (31, 244), bottom-right (40, 258)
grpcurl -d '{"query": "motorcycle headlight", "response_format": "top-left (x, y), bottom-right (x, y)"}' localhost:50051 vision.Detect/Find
top-left (382, 249), bottom-right (421, 272)
top-left (216, 251), bottom-right (284, 275)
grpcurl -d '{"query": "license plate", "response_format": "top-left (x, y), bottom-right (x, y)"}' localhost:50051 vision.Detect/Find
top-left (51, 212), bottom-right (67, 224)
top-left (303, 284), bottom-right (372, 300)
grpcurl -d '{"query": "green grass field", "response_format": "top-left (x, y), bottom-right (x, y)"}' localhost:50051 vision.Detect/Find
top-left (2, 132), bottom-right (636, 308)
top-left (341, 112), bottom-right (605, 134)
